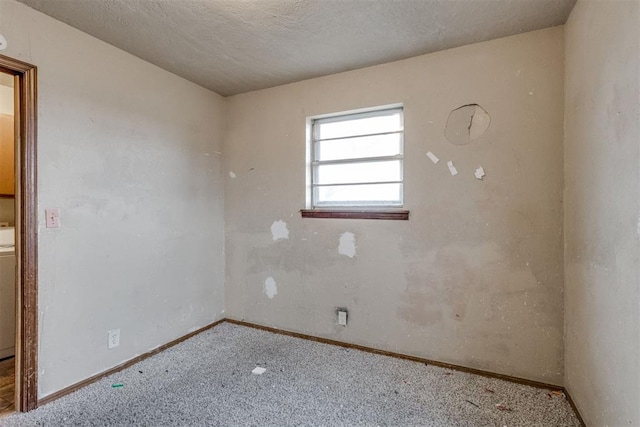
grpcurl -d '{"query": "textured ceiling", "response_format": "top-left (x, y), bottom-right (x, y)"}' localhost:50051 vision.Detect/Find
top-left (17, 0), bottom-right (576, 96)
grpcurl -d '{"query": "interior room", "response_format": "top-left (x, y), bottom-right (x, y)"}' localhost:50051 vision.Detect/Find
top-left (0, 0), bottom-right (637, 425)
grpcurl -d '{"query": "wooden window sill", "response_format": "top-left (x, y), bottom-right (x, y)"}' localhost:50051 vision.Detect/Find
top-left (300, 209), bottom-right (409, 220)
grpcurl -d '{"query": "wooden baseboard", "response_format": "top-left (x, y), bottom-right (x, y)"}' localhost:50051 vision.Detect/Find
top-left (38, 319), bottom-right (224, 406)
top-left (563, 388), bottom-right (586, 427)
top-left (225, 318), bottom-right (563, 391)
top-left (36, 316), bottom-right (585, 426)
top-left (228, 319), bottom-right (586, 423)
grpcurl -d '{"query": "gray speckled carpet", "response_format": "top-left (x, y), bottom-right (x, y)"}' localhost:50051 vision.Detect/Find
top-left (1, 322), bottom-right (580, 426)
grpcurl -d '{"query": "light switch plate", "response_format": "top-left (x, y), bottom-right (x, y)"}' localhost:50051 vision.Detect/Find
top-left (45, 208), bottom-right (60, 228)
top-left (338, 310), bottom-right (348, 326)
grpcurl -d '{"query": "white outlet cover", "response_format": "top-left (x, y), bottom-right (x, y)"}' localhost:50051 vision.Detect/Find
top-left (108, 329), bottom-right (120, 349)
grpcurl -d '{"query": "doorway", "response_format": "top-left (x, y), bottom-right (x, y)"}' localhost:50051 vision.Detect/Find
top-left (0, 71), bottom-right (16, 414)
top-left (0, 54), bottom-right (38, 413)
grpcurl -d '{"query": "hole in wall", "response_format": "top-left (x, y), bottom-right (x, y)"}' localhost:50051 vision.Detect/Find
top-left (445, 104), bottom-right (490, 145)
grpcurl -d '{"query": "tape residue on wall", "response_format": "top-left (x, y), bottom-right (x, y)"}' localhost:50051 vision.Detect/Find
top-left (426, 151), bottom-right (440, 164)
top-left (447, 161), bottom-right (458, 176)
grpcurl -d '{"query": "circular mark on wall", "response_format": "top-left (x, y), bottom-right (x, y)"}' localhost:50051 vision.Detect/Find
top-left (0, 34), bottom-right (7, 51)
top-left (445, 104), bottom-right (491, 145)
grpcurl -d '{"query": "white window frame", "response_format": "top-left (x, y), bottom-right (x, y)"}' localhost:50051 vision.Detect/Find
top-left (305, 104), bottom-right (404, 210)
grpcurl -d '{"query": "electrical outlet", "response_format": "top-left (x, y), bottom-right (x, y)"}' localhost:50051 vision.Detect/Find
top-left (107, 329), bottom-right (120, 349)
top-left (338, 310), bottom-right (348, 326)
top-left (45, 208), bottom-right (60, 228)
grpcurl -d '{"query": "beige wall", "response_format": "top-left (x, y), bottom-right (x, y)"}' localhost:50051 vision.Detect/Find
top-left (0, 0), bottom-right (226, 397)
top-left (564, 0), bottom-right (640, 425)
top-left (225, 27), bottom-right (565, 384)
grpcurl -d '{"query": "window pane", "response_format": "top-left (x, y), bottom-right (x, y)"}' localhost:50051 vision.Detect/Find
top-left (315, 133), bottom-right (401, 161)
top-left (315, 110), bottom-right (402, 140)
top-left (315, 160), bottom-right (401, 185)
top-left (309, 106), bottom-right (404, 208)
top-left (315, 183), bottom-right (402, 206)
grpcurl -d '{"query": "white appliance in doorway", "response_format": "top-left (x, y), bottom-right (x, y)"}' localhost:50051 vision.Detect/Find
top-left (0, 226), bottom-right (15, 359)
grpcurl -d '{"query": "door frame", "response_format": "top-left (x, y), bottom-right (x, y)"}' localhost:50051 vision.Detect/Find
top-left (0, 53), bottom-right (38, 412)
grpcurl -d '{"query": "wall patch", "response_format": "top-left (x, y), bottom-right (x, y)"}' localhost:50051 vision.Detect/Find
top-left (270, 220), bottom-right (289, 241)
top-left (338, 232), bottom-right (357, 258)
top-left (264, 277), bottom-right (277, 299)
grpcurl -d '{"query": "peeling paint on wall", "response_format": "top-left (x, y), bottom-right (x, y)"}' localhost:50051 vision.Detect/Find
top-left (445, 104), bottom-right (491, 145)
top-left (338, 232), bottom-right (356, 258)
top-left (271, 220), bottom-right (289, 241)
top-left (264, 277), bottom-right (277, 299)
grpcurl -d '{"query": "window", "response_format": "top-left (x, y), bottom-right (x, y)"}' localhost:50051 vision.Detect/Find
top-left (305, 106), bottom-right (406, 219)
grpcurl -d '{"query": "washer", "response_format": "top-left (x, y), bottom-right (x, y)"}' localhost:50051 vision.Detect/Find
top-left (0, 227), bottom-right (15, 359)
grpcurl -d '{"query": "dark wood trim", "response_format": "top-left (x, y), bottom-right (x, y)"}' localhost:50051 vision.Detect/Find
top-left (225, 319), bottom-right (563, 391)
top-left (301, 209), bottom-right (409, 220)
top-left (563, 388), bottom-right (586, 427)
top-left (0, 54), bottom-right (38, 412)
top-left (37, 316), bottom-right (585, 425)
top-left (38, 319), bottom-right (225, 406)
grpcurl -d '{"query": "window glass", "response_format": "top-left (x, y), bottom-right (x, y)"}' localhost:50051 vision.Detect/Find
top-left (310, 107), bottom-right (403, 208)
